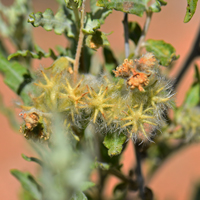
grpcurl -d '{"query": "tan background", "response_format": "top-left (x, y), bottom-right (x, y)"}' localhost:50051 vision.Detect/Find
top-left (1, 0), bottom-right (200, 199)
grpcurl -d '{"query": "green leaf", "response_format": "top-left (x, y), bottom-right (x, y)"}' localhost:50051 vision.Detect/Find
top-left (10, 169), bottom-right (42, 200)
top-left (185, 85), bottom-right (200, 107)
top-left (150, 0), bottom-right (167, 12)
top-left (0, 94), bottom-right (19, 131)
top-left (128, 22), bottom-right (142, 45)
top-left (150, 1), bottom-right (161, 12)
top-left (71, 191), bottom-right (88, 200)
top-left (0, 53), bottom-right (32, 104)
top-left (80, 181), bottom-right (95, 191)
top-left (8, 45), bottom-right (57, 61)
top-left (90, 0), bottom-right (113, 25)
top-left (82, 13), bottom-right (100, 34)
top-left (96, 0), bottom-right (150, 17)
top-left (184, 65), bottom-right (200, 107)
top-left (85, 31), bottom-right (110, 50)
top-left (65, 0), bottom-right (83, 9)
top-left (157, 0), bottom-right (167, 5)
top-left (22, 154), bottom-right (43, 166)
top-left (103, 133), bottom-right (127, 157)
top-left (145, 39), bottom-right (179, 66)
top-left (28, 8), bottom-right (75, 37)
top-left (94, 161), bottom-right (110, 170)
top-left (184, 0), bottom-right (199, 23)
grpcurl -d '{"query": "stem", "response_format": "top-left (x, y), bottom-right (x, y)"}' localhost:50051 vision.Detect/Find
top-left (134, 11), bottom-right (152, 58)
top-left (108, 168), bottom-right (138, 190)
top-left (173, 25), bottom-right (200, 89)
top-left (73, 0), bottom-right (85, 83)
top-left (134, 143), bottom-right (145, 200)
top-left (122, 13), bottom-right (129, 58)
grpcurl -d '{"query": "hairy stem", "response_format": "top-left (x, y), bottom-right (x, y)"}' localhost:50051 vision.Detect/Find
top-left (123, 13), bottom-right (129, 58)
top-left (73, 0), bottom-right (85, 83)
top-left (134, 11), bottom-right (152, 58)
top-left (134, 144), bottom-right (145, 200)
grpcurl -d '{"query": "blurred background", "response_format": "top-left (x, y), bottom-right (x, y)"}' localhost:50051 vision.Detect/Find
top-left (0, 0), bottom-right (200, 199)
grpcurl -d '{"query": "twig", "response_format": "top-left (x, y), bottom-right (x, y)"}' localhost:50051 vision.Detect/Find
top-left (122, 13), bottom-right (129, 58)
top-left (134, 11), bottom-right (152, 58)
top-left (73, 0), bottom-right (85, 83)
top-left (134, 143), bottom-right (145, 200)
top-left (108, 168), bottom-right (138, 190)
top-left (173, 25), bottom-right (200, 89)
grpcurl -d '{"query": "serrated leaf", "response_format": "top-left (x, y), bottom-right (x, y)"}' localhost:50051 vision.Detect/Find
top-left (10, 169), bottom-right (42, 200)
top-left (128, 22), bottom-right (142, 45)
top-left (103, 133), bottom-right (127, 157)
top-left (0, 53), bottom-right (32, 104)
top-left (65, 0), bottom-right (83, 9)
top-left (184, 0), bottom-right (199, 23)
top-left (80, 181), bottom-right (95, 191)
top-left (22, 154), bottom-right (43, 166)
top-left (82, 13), bottom-right (101, 34)
top-left (28, 8), bottom-right (75, 37)
top-left (91, 0), bottom-right (113, 25)
top-left (8, 45), bottom-right (57, 60)
top-left (145, 39), bottom-right (179, 66)
top-left (71, 191), bottom-right (88, 200)
top-left (96, 0), bottom-right (150, 17)
top-left (86, 31), bottom-right (110, 50)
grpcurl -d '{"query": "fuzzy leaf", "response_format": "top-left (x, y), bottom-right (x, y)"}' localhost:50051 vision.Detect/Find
top-left (145, 39), bottom-right (179, 66)
top-left (65, 0), bottom-right (82, 9)
top-left (28, 8), bottom-right (74, 37)
top-left (86, 31), bottom-right (110, 50)
top-left (22, 154), bottom-right (43, 166)
top-left (128, 22), bottom-right (142, 45)
top-left (90, 0), bottom-right (113, 25)
top-left (96, 0), bottom-right (150, 17)
top-left (80, 181), bottom-right (95, 191)
top-left (184, 0), bottom-right (199, 23)
top-left (0, 94), bottom-right (19, 131)
top-left (8, 45), bottom-right (57, 60)
top-left (10, 169), bottom-right (42, 200)
top-left (71, 191), bottom-right (88, 200)
top-left (0, 53), bottom-right (32, 104)
top-left (103, 133), bottom-right (127, 157)
top-left (82, 13), bottom-right (101, 34)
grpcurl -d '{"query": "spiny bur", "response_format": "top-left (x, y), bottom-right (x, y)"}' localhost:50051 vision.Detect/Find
top-left (18, 53), bottom-right (174, 143)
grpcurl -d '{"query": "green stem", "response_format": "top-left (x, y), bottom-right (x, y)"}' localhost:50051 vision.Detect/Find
top-left (73, 0), bottom-right (85, 83)
top-left (134, 11), bottom-right (152, 58)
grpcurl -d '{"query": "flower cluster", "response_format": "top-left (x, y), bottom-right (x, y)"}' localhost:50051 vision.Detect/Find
top-left (19, 53), bottom-right (173, 143)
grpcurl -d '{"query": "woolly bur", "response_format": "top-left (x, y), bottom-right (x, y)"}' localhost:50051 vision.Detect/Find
top-left (18, 52), bottom-right (174, 144)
